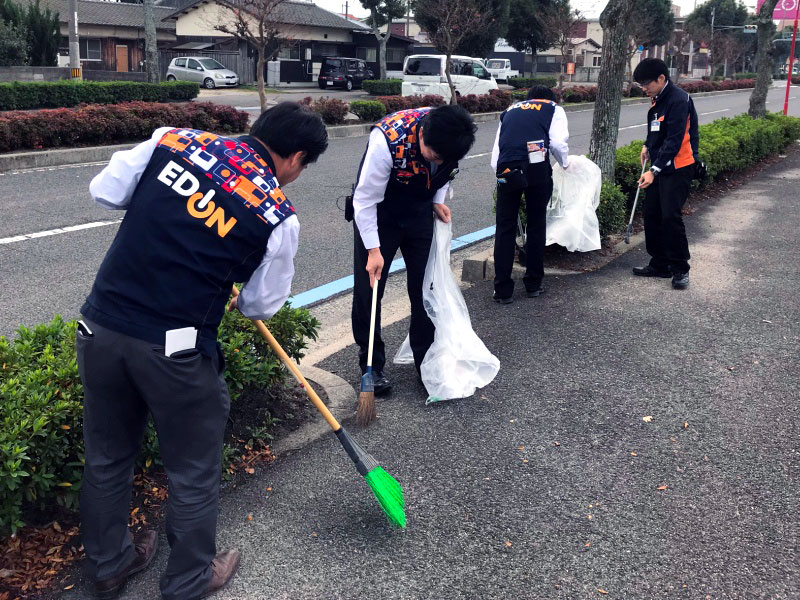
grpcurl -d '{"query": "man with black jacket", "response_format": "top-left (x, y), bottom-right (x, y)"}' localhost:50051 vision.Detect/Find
top-left (351, 105), bottom-right (476, 394)
top-left (633, 58), bottom-right (699, 290)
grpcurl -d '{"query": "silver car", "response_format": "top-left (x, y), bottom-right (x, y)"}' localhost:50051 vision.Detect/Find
top-left (166, 57), bottom-right (239, 89)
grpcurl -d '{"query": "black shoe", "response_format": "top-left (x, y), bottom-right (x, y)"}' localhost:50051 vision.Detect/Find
top-left (493, 293), bottom-right (513, 304)
top-left (632, 265), bottom-right (672, 278)
top-left (372, 370), bottom-right (391, 396)
top-left (526, 285), bottom-right (545, 298)
top-left (672, 272), bottom-right (690, 289)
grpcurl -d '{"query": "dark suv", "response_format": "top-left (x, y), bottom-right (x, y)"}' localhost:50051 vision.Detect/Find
top-left (318, 57), bottom-right (373, 91)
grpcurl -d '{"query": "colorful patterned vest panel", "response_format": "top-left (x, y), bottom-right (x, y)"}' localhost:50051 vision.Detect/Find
top-left (373, 108), bottom-right (457, 225)
top-left (82, 129), bottom-right (293, 356)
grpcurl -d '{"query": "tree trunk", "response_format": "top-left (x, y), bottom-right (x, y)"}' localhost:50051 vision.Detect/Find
top-left (143, 0), bottom-right (159, 83)
top-left (589, 0), bottom-right (635, 181)
top-left (256, 46), bottom-right (267, 112)
top-left (372, 9), bottom-right (387, 80)
top-left (748, 0), bottom-right (779, 118)
top-left (445, 53), bottom-right (457, 104)
top-left (627, 50), bottom-right (635, 96)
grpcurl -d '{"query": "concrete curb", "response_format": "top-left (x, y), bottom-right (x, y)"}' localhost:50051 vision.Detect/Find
top-left (461, 231), bottom-right (646, 282)
top-left (0, 87), bottom-right (761, 173)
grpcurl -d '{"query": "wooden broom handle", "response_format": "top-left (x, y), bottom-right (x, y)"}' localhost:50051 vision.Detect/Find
top-left (231, 286), bottom-right (340, 431)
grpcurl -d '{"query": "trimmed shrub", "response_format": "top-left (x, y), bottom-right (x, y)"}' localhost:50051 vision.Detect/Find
top-left (349, 100), bottom-right (386, 122)
top-left (0, 81), bottom-right (199, 111)
top-left (0, 304), bottom-right (319, 534)
top-left (508, 76), bottom-right (558, 89)
top-left (597, 181), bottom-right (627, 238)
top-left (362, 79), bottom-right (402, 95)
top-left (0, 101), bottom-right (249, 153)
top-left (734, 72), bottom-right (757, 80)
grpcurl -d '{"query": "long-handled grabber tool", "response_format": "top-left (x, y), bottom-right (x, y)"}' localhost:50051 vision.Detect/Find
top-left (356, 281), bottom-right (379, 426)
top-left (230, 286), bottom-right (405, 527)
top-left (625, 162), bottom-right (649, 244)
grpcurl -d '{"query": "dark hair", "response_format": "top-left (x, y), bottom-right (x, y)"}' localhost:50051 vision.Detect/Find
top-left (527, 85), bottom-right (556, 101)
top-left (633, 58), bottom-right (670, 84)
top-left (250, 102), bottom-right (328, 165)
top-left (421, 104), bottom-right (477, 163)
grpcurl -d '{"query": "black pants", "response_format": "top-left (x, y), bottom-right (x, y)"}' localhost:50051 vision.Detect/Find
top-left (352, 216), bottom-right (435, 373)
top-left (494, 162), bottom-right (553, 298)
top-left (643, 166), bottom-right (693, 274)
top-left (77, 318), bottom-right (229, 600)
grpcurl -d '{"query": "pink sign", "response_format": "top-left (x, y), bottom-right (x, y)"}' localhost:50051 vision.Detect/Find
top-left (757, 0), bottom-right (800, 19)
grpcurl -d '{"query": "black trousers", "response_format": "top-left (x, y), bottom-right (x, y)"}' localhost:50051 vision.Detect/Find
top-left (352, 215), bottom-right (435, 373)
top-left (643, 165), bottom-right (693, 274)
top-left (77, 318), bottom-right (229, 600)
top-left (494, 162), bottom-right (553, 298)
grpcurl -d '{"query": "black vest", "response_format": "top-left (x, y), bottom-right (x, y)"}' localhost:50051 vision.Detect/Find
top-left (366, 108), bottom-right (459, 226)
top-left (82, 129), bottom-right (294, 356)
top-left (497, 99), bottom-right (556, 168)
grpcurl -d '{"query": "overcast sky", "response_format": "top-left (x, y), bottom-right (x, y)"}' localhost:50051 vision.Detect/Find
top-left (313, 0), bottom-right (760, 20)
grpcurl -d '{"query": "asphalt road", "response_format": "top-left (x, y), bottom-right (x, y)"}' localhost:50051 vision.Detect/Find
top-left (1, 85), bottom-right (799, 337)
top-left (63, 117), bottom-right (800, 600)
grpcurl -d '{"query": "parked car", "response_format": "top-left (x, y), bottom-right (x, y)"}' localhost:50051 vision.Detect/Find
top-left (485, 58), bottom-right (519, 82)
top-left (401, 54), bottom-right (497, 102)
top-left (166, 56), bottom-right (239, 89)
top-left (318, 57), bottom-right (373, 91)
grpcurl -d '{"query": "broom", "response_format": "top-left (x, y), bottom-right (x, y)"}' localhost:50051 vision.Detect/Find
top-left (625, 162), bottom-right (649, 244)
top-left (230, 286), bottom-right (406, 528)
top-left (356, 282), bottom-right (379, 427)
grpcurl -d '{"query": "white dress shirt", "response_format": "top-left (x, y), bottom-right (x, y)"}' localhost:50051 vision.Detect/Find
top-left (490, 104), bottom-right (570, 170)
top-left (354, 128), bottom-right (448, 250)
top-left (89, 127), bottom-right (299, 321)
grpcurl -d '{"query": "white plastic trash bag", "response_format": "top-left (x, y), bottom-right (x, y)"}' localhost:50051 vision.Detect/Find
top-left (394, 220), bottom-right (500, 403)
top-left (545, 155), bottom-right (602, 252)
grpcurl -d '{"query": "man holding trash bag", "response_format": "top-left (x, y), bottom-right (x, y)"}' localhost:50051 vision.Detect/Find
top-left (491, 84), bottom-right (570, 304)
top-left (350, 105), bottom-right (476, 394)
top-left (633, 58), bottom-right (699, 290)
top-left (77, 103), bottom-right (327, 600)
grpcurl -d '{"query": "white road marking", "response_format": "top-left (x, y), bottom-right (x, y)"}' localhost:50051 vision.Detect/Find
top-left (700, 109), bottom-right (730, 116)
top-left (0, 220), bottom-right (121, 245)
top-left (0, 161), bottom-right (108, 177)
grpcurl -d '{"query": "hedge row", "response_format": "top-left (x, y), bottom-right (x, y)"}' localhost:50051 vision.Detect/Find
top-left (0, 304), bottom-right (319, 534)
top-left (0, 101), bottom-right (249, 152)
top-left (362, 79), bottom-right (402, 95)
top-left (508, 76), bottom-right (558, 89)
top-left (0, 81), bottom-right (199, 111)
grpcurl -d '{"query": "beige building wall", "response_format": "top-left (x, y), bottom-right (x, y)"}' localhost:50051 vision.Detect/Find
top-left (59, 23), bottom-right (175, 42)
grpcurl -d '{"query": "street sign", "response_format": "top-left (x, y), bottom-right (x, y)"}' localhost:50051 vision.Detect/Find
top-left (566, 62), bottom-right (575, 75)
top-left (637, 44), bottom-right (644, 53)
top-left (743, 24), bottom-right (757, 33)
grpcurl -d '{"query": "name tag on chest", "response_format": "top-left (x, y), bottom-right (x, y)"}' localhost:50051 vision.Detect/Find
top-left (650, 118), bottom-right (661, 132)
top-left (527, 140), bottom-right (546, 164)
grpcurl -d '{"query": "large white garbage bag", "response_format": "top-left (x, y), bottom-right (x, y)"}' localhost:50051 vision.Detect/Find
top-left (394, 220), bottom-right (500, 403)
top-left (545, 155), bottom-right (602, 252)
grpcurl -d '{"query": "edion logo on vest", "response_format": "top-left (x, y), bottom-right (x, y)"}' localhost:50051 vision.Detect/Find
top-left (157, 160), bottom-right (237, 238)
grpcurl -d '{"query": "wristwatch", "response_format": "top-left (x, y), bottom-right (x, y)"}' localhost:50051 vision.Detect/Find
top-left (649, 166), bottom-right (660, 175)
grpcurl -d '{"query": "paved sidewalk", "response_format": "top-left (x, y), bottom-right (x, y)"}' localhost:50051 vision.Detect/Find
top-left (67, 150), bottom-right (799, 599)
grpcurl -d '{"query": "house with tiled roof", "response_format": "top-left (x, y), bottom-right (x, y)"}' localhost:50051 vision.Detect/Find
top-left (16, 0), bottom-right (177, 73)
top-left (165, 0), bottom-right (414, 84)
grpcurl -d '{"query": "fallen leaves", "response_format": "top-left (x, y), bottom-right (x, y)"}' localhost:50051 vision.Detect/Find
top-left (504, 541), bottom-right (512, 548)
top-left (642, 416), bottom-right (653, 423)
top-left (657, 485), bottom-right (668, 491)
top-left (683, 422), bottom-right (689, 429)
top-left (597, 589), bottom-right (609, 595)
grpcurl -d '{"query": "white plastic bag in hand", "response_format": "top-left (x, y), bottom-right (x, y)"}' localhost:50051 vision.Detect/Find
top-left (394, 219), bottom-right (500, 403)
top-left (546, 155), bottom-right (602, 252)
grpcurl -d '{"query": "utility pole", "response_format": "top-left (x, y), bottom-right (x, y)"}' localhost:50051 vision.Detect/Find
top-left (709, 6), bottom-right (715, 78)
top-left (144, 0), bottom-right (159, 83)
top-left (68, 0), bottom-right (81, 79)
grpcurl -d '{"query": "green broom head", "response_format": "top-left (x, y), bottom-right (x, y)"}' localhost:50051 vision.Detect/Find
top-left (334, 427), bottom-right (407, 528)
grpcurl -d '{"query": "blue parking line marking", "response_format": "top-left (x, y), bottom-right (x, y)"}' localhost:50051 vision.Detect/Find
top-left (289, 225), bottom-right (496, 308)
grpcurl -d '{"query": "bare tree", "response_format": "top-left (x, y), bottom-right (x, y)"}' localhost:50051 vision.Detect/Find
top-left (361, 0), bottom-right (406, 80)
top-left (416, 0), bottom-right (495, 104)
top-left (540, 1), bottom-right (584, 89)
top-left (748, 0), bottom-right (779, 117)
top-left (215, 0), bottom-right (287, 111)
top-left (588, 0), bottom-right (637, 180)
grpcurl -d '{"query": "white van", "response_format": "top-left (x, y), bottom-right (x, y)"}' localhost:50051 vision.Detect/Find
top-left (401, 54), bottom-right (497, 102)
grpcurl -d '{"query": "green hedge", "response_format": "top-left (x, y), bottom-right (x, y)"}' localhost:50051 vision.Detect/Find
top-left (362, 79), bottom-right (402, 95)
top-left (507, 76), bottom-right (558, 89)
top-left (349, 100), bottom-right (386, 122)
top-left (0, 80), bottom-right (199, 111)
top-left (0, 304), bottom-right (318, 534)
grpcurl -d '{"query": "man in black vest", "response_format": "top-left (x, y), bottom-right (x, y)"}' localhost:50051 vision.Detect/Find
top-left (491, 85), bottom-right (570, 303)
top-left (351, 105), bottom-right (476, 394)
top-left (77, 103), bottom-right (327, 600)
top-left (633, 58), bottom-right (699, 290)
